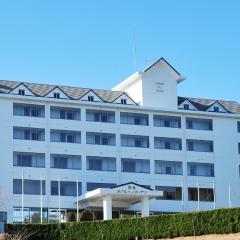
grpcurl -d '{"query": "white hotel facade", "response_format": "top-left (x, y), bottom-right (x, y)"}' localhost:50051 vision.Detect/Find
top-left (0, 58), bottom-right (240, 223)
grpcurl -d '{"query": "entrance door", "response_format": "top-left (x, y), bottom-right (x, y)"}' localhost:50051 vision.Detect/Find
top-left (48, 209), bottom-right (67, 223)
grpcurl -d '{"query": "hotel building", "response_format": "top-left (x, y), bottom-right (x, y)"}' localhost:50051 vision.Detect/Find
top-left (0, 58), bottom-right (240, 223)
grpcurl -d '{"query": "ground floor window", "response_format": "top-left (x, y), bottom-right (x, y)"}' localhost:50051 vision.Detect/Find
top-left (13, 207), bottom-right (48, 223)
top-left (188, 188), bottom-right (214, 202)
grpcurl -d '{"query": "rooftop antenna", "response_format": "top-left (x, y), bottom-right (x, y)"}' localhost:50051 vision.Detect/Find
top-left (132, 25), bottom-right (137, 72)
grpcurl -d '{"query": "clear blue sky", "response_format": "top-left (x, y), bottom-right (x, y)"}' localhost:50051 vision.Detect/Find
top-left (0, 1), bottom-right (239, 101)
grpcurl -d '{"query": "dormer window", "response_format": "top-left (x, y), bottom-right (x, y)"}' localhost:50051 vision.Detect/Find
top-left (213, 107), bottom-right (219, 112)
top-left (18, 89), bottom-right (25, 96)
top-left (184, 104), bottom-right (189, 110)
top-left (121, 99), bottom-right (127, 105)
top-left (53, 93), bottom-right (60, 99)
top-left (88, 96), bottom-right (94, 102)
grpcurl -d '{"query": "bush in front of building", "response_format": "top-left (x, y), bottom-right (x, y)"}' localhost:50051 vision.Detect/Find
top-left (6, 207), bottom-right (240, 240)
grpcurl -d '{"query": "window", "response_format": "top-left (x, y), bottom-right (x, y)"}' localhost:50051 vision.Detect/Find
top-left (50, 130), bottom-right (81, 144)
top-left (155, 160), bottom-right (183, 175)
top-left (155, 186), bottom-right (182, 200)
top-left (86, 109), bottom-right (115, 123)
top-left (13, 127), bottom-right (45, 141)
top-left (50, 154), bottom-right (81, 170)
top-left (87, 156), bottom-right (116, 171)
top-left (120, 112), bottom-right (149, 126)
top-left (188, 188), bottom-right (214, 202)
top-left (184, 104), bottom-right (189, 110)
top-left (13, 103), bottom-right (45, 118)
top-left (238, 122), bottom-right (240, 133)
top-left (186, 118), bottom-right (212, 131)
top-left (18, 89), bottom-right (25, 95)
top-left (13, 179), bottom-right (46, 195)
top-left (121, 99), bottom-right (127, 104)
top-left (13, 152), bottom-right (45, 168)
top-left (238, 143), bottom-right (240, 154)
top-left (50, 107), bottom-right (80, 120)
top-left (86, 182), bottom-right (116, 191)
top-left (53, 93), bottom-right (60, 99)
top-left (0, 212), bottom-right (7, 223)
top-left (13, 207), bottom-right (48, 223)
top-left (186, 139), bottom-right (213, 152)
top-left (154, 115), bottom-right (181, 128)
top-left (51, 181), bottom-right (82, 196)
top-left (86, 132), bottom-right (116, 146)
top-left (154, 137), bottom-right (182, 150)
top-left (88, 95), bottom-right (94, 102)
top-left (121, 134), bottom-right (149, 148)
top-left (187, 163), bottom-right (214, 177)
top-left (121, 158), bottom-right (150, 173)
top-left (213, 106), bottom-right (219, 112)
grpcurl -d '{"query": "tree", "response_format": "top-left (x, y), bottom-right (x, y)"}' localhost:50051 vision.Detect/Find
top-left (68, 212), bottom-right (76, 222)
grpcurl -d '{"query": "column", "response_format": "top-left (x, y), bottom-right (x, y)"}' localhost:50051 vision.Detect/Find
top-left (141, 196), bottom-right (149, 217)
top-left (103, 195), bottom-right (112, 220)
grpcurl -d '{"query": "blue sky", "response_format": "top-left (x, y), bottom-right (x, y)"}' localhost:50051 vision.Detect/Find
top-left (0, 1), bottom-right (239, 101)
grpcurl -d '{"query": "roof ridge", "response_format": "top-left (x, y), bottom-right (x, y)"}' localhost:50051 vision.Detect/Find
top-left (179, 96), bottom-right (239, 104)
top-left (0, 79), bottom-right (124, 94)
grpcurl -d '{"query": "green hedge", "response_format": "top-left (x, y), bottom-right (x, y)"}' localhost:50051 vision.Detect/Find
top-left (7, 208), bottom-right (240, 240)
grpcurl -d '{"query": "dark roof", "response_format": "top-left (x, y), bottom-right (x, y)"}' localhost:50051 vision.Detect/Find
top-left (144, 57), bottom-right (181, 76)
top-left (0, 80), bottom-right (133, 103)
top-left (111, 182), bottom-right (153, 191)
top-left (0, 80), bottom-right (239, 113)
top-left (178, 97), bottom-right (240, 114)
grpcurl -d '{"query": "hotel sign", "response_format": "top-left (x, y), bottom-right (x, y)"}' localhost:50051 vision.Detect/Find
top-left (155, 81), bottom-right (165, 93)
top-left (114, 184), bottom-right (149, 195)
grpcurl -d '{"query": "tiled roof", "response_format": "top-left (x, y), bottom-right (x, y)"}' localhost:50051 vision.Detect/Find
top-left (0, 80), bottom-right (127, 103)
top-left (178, 97), bottom-right (240, 114)
top-left (0, 80), bottom-right (239, 113)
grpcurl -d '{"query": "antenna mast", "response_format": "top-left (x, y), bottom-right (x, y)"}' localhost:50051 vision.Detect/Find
top-left (133, 27), bottom-right (137, 72)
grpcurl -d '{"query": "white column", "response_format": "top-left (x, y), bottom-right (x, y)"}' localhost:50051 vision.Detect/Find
top-left (213, 181), bottom-right (216, 210)
top-left (229, 184), bottom-right (232, 208)
top-left (103, 195), bottom-right (112, 220)
top-left (58, 177), bottom-right (61, 223)
top-left (40, 174), bottom-right (43, 224)
top-left (76, 176), bottom-right (79, 222)
top-left (197, 181), bottom-right (200, 211)
top-left (21, 172), bottom-right (24, 224)
top-left (141, 196), bottom-right (149, 217)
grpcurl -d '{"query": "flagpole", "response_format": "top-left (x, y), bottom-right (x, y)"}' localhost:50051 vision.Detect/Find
top-left (76, 176), bottom-right (79, 222)
top-left (229, 184), bottom-right (232, 208)
top-left (181, 181), bottom-right (184, 212)
top-left (197, 181), bottom-right (200, 211)
top-left (58, 177), bottom-right (61, 223)
top-left (21, 172), bottom-right (24, 224)
top-left (40, 174), bottom-right (43, 224)
top-left (213, 181), bottom-right (216, 210)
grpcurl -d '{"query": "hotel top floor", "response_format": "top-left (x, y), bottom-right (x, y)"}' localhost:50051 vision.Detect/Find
top-left (0, 57), bottom-right (239, 114)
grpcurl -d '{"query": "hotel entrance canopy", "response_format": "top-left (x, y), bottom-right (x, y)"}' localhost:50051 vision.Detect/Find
top-left (77, 182), bottom-right (163, 220)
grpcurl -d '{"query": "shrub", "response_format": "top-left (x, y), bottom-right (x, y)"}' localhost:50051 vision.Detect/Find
top-left (6, 207), bottom-right (240, 240)
top-left (67, 212), bottom-right (76, 222)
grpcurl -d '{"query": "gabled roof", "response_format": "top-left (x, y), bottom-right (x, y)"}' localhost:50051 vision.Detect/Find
top-left (44, 86), bottom-right (71, 99)
top-left (206, 101), bottom-right (229, 113)
top-left (0, 80), bottom-right (137, 105)
top-left (111, 182), bottom-right (153, 191)
top-left (79, 89), bottom-right (104, 102)
top-left (8, 82), bottom-right (36, 96)
top-left (178, 97), bottom-right (240, 113)
top-left (144, 57), bottom-right (181, 76)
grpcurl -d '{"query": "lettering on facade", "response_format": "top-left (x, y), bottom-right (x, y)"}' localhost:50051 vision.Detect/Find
top-left (155, 81), bottom-right (165, 93)
top-left (115, 185), bottom-right (148, 195)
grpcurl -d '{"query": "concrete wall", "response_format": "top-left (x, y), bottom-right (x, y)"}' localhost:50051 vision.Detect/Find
top-left (0, 95), bottom-right (240, 222)
top-left (141, 61), bottom-right (178, 109)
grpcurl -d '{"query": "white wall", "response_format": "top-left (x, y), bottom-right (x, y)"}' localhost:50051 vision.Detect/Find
top-left (141, 61), bottom-right (178, 109)
top-left (0, 95), bottom-right (240, 223)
